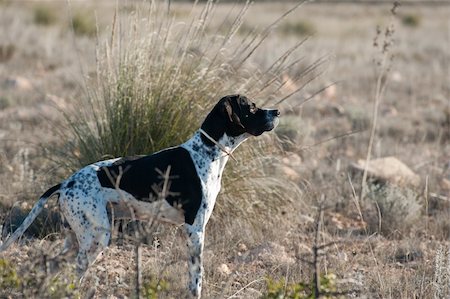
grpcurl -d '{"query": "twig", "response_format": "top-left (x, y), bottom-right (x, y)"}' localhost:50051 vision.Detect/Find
top-left (135, 241), bottom-right (142, 299)
top-left (424, 175), bottom-right (429, 236)
top-left (227, 277), bottom-right (265, 298)
top-left (296, 204), bottom-right (362, 297)
top-left (360, 3), bottom-right (398, 201)
top-left (312, 206), bottom-right (324, 298)
top-left (299, 129), bottom-right (364, 152)
top-left (292, 81), bottom-right (341, 108)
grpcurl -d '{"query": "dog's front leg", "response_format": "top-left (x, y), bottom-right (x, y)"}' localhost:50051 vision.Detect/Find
top-left (185, 225), bottom-right (205, 298)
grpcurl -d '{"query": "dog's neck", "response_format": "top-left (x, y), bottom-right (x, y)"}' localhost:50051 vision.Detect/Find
top-left (183, 131), bottom-right (248, 163)
top-left (181, 130), bottom-right (249, 186)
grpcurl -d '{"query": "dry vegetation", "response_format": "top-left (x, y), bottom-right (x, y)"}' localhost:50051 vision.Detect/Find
top-left (0, 1), bottom-right (449, 298)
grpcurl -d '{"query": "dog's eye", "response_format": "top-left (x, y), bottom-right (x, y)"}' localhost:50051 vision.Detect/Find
top-left (249, 104), bottom-right (257, 114)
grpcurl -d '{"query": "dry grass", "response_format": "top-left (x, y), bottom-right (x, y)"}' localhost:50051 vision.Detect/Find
top-left (0, 1), bottom-right (449, 298)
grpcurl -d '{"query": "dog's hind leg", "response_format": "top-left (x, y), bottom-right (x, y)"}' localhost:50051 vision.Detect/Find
top-left (60, 229), bottom-right (78, 256)
top-left (61, 197), bottom-right (111, 274)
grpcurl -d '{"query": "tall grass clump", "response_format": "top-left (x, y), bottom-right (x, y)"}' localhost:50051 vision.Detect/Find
top-left (60, 1), bottom-right (323, 222)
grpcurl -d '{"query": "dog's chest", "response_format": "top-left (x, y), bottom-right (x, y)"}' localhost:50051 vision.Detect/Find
top-left (200, 160), bottom-right (223, 199)
top-left (181, 136), bottom-right (227, 207)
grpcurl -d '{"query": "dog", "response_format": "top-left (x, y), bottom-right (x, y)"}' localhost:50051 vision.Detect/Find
top-left (0, 94), bottom-right (280, 298)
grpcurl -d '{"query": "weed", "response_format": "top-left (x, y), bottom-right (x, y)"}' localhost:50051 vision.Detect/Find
top-left (346, 106), bottom-right (370, 131)
top-left (0, 257), bottom-right (79, 298)
top-left (280, 20), bottom-right (315, 36)
top-left (262, 273), bottom-right (338, 299)
top-left (401, 13), bottom-right (421, 28)
top-left (0, 96), bottom-right (10, 110)
top-left (0, 258), bottom-right (20, 290)
top-left (33, 5), bottom-right (57, 26)
top-left (71, 11), bottom-right (96, 36)
top-left (142, 277), bottom-right (169, 299)
top-left (44, 276), bottom-right (80, 299)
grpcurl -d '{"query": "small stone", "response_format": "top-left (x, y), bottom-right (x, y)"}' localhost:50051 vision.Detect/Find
top-left (440, 178), bottom-right (450, 191)
top-left (238, 243), bottom-right (247, 252)
top-left (282, 153), bottom-right (302, 167)
top-left (281, 166), bottom-right (300, 181)
top-left (217, 263), bottom-right (231, 276)
top-left (3, 76), bottom-right (33, 91)
top-left (351, 156), bottom-right (420, 187)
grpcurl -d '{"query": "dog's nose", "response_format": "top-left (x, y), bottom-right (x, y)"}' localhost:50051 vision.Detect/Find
top-left (271, 109), bottom-right (280, 117)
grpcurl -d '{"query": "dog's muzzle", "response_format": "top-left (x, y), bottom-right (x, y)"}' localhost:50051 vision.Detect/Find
top-left (264, 109), bottom-right (280, 132)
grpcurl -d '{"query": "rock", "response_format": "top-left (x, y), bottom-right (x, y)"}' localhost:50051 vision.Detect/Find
top-left (323, 83), bottom-right (337, 100)
top-left (238, 243), bottom-right (248, 252)
top-left (440, 178), bottom-right (450, 192)
top-left (327, 212), bottom-right (367, 231)
top-left (217, 263), bottom-right (232, 276)
top-left (351, 156), bottom-right (420, 187)
top-left (236, 242), bottom-right (294, 266)
top-left (3, 76), bottom-right (33, 91)
top-left (282, 153), bottom-right (302, 167)
top-left (391, 71), bottom-right (403, 82)
top-left (281, 166), bottom-right (300, 181)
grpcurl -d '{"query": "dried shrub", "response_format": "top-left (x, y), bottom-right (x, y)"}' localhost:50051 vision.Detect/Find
top-left (364, 183), bottom-right (422, 237)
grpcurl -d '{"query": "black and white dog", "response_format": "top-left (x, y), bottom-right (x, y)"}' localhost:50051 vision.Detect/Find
top-left (0, 94), bottom-right (279, 298)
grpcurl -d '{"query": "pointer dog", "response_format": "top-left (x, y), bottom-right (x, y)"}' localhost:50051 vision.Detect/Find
top-left (0, 94), bottom-right (280, 298)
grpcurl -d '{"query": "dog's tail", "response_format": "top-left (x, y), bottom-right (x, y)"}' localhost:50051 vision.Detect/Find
top-left (0, 183), bottom-right (61, 252)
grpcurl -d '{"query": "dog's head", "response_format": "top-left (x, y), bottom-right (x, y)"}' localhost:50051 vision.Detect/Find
top-left (201, 94), bottom-right (280, 143)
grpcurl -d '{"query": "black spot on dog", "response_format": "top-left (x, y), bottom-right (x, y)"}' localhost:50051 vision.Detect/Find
top-left (192, 143), bottom-right (200, 152)
top-left (97, 147), bottom-right (202, 225)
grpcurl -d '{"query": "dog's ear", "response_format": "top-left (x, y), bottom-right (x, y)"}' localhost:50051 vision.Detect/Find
top-left (223, 99), bottom-right (234, 123)
top-left (223, 98), bottom-right (244, 128)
